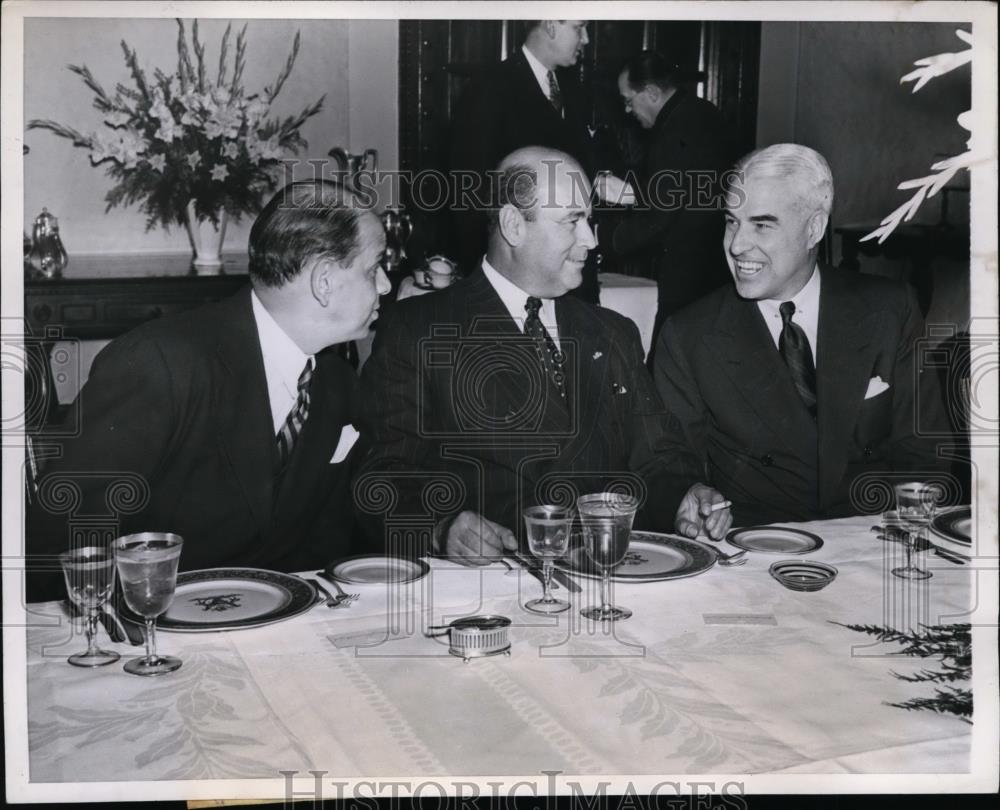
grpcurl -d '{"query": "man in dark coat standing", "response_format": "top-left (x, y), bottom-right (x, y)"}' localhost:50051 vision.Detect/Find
top-left (358, 148), bottom-right (730, 563)
top-left (597, 51), bottom-right (732, 346)
top-left (27, 180), bottom-right (390, 600)
top-left (449, 21), bottom-right (599, 299)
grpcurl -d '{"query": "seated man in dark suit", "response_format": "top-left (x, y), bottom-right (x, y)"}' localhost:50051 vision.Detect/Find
top-left (654, 144), bottom-right (948, 526)
top-left (28, 179), bottom-right (390, 599)
top-left (358, 147), bottom-right (730, 562)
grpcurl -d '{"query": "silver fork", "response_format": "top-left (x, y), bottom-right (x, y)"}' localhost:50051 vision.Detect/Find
top-left (715, 549), bottom-right (748, 566)
top-left (311, 575), bottom-right (358, 607)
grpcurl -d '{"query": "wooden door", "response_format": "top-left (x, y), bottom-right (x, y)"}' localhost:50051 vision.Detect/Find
top-left (398, 19), bottom-right (760, 273)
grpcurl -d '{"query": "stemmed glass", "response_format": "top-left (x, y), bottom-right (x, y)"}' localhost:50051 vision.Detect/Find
top-left (114, 532), bottom-right (184, 676)
top-left (890, 482), bottom-right (941, 580)
top-left (577, 492), bottom-right (639, 622)
top-left (522, 505), bottom-right (573, 614)
top-left (59, 546), bottom-right (120, 667)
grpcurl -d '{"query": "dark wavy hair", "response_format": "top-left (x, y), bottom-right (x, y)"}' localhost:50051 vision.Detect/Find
top-left (248, 179), bottom-right (362, 287)
top-left (621, 50), bottom-right (680, 93)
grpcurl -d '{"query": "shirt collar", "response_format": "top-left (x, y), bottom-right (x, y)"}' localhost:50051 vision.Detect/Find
top-left (757, 264), bottom-right (821, 319)
top-left (481, 258), bottom-right (559, 339)
top-left (251, 289), bottom-right (313, 381)
top-left (522, 44), bottom-right (552, 99)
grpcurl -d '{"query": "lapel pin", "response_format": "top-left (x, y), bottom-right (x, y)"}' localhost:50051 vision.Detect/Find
top-left (592, 351), bottom-right (602, 360)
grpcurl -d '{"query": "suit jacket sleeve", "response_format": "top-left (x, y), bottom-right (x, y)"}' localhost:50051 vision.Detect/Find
top-left (354, 304), bottom-right (445, 553)
top-left (609, 314), bottom-right (702, 529)
top-left (27, 334), bottom-right (178, 600)
top-left (651, 316), bottom-right (709, 477)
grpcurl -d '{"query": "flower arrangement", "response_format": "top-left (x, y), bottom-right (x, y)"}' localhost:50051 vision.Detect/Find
top-left (28, 20), bottom-right (323, 232)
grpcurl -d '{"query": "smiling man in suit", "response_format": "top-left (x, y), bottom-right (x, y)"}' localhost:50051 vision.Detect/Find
top-left (28, 179), bottom-right (390, 599)
top-left (654, 144), bottom-right (947, 526)
top-left (359, 147), bottom-right (729, 562)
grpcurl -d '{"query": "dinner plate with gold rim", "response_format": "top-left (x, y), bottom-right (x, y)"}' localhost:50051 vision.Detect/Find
top-left (121, 568), bottom-right (317, 632)
top-left (555, 531), bottom-right (716, 582)
top-left (327, 555), bottom-right (430, 585)
top-left (726, 526), bottom-right (824, 554)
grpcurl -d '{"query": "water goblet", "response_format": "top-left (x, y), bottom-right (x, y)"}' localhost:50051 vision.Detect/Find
top-left (577, 493), bottom-right (639, 621)
top-left (522, 505), bottom-right (573, 614)
top-left (59, 546), bottom-right (120, 667)
top-left (114, 532), bottom-right (184, 676)
top-left (890, 482), bottom-right (942, 580)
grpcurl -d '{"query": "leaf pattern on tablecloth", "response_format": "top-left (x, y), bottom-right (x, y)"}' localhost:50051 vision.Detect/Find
top-left (565, 638), bottom-right (804, 772)
top-left (29, 648), bottom-right (313, 781)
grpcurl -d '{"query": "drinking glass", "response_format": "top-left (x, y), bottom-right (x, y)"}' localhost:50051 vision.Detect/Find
top-left (114, 532), bottom-right (184, 676)
top-left (523, 505), bottom-right (573, 614)
top-left (890, 482), bottom-right (941, 580)
top-left (59, 546), bottom-right (120, 667)
top-left (577, 493), bottom-right (639, 621)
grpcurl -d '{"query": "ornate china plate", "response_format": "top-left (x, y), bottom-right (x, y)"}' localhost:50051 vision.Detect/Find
top-left (122, 568), bottom-right (317, 632)
top-left (555, 531), bottom-right (717, 581)
top-left (327, 555), bottom-right (430, 585)
top-left (726, 526), bottom-right (824, 554)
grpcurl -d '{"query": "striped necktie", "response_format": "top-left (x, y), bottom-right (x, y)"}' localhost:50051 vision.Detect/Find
top-left (276, 359), bottom-right (313, 466)
top-left (547, 70), bottom-right (563, 116)
top-left (778, 301), bottom-right (817, 419)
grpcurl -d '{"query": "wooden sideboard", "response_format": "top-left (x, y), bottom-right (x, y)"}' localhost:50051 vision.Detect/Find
top-left (25, 253), bottom-right (249, 340)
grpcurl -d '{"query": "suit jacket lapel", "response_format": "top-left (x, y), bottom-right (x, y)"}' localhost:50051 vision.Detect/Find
top-left (815, 267), bottom-right (879, 500)
top-left (212, 287), bottom-right (276, 535)
top-left (706, 290), bottom-right (817, 450)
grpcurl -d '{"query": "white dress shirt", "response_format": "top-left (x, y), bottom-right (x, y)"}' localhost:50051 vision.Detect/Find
top-left (251, 290), bottom-right (315, 434)
top-left (756, 266), bottom-right (821, 364)
top-left (522, 45), bottom-right (561, 117)
top-left (481, 258), bottom-right (561, 349)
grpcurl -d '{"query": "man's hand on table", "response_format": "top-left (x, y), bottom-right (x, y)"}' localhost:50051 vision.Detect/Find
top-left (675, 483), bottom-right (732, 541)
top-left (438, 511), bottom-right (517, 564)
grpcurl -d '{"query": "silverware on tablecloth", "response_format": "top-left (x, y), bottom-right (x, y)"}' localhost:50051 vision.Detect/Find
top-left (872, 526), bottom-right (967, 566)
top-left (101, 601), bottom-right (144, 645)
top-left (715, 549), bottom-right (749, 567)
top-left (550, 567), bottom-right (582, 592)
top-left (313, 572), bottom-right (359, 606)
top-left (508, 552), bottom-right (559, 590)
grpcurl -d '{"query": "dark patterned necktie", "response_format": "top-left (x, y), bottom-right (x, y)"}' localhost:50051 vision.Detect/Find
top-left (276, 360), bottom-right (313, 466)
top-left (547, 70), bottom-right (563, 115)
top-left (778, 301), bottom-right (817, 419)
top-left (524, 296), bottom-right (566, 399)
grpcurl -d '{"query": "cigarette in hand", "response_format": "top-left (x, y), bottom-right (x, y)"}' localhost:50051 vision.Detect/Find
top-left (707, 500), bottom-right (733, 513)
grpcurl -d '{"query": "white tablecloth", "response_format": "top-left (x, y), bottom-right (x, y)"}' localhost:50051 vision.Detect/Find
top-left (23, 517), bottom-right (976, 788)
top-left (598, 272), bottom-right (658, 359)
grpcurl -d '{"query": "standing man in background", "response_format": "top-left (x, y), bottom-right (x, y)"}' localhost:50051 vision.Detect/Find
top-left (596, 51), bottom-right (733, 348)
top-left (449, 20), bottom-right (600, 301)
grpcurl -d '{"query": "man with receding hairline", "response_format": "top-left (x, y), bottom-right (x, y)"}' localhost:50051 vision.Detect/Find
top-left (28, 179), bottom-right (390, 599)
top-left (360, 147), bottom-right (729, 562)
top-left (654, 143), bottom-right (947, 526)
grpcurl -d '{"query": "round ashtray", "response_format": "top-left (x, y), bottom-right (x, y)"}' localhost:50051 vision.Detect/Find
top-left (428, 614), bottom-right (512, 662)
top-left (769, 560), bottom-right (838, 592)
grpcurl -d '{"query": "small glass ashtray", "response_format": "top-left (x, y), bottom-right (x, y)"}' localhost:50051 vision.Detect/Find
top-left (769, 560), bottom-right (838, 592)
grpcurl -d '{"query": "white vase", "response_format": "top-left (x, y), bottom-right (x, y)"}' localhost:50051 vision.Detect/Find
top-left (184, 200), bottom-right (227, 272)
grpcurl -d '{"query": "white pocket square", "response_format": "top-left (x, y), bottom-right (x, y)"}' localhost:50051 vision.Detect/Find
top-left (864, 376), bottom-right (890, 400)
top-left (330, 424), bottom-right (360, 463)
